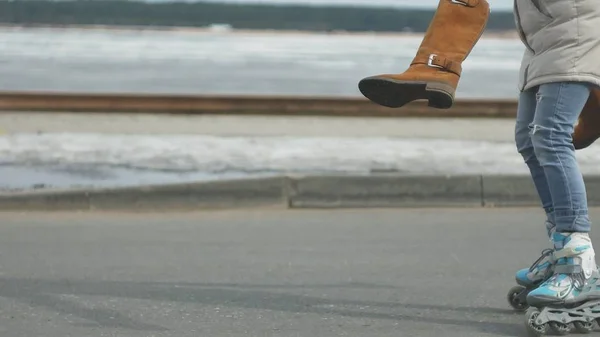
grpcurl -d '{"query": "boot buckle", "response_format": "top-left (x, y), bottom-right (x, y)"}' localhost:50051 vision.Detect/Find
top-left (427, 54), bottom-right (443, 69)
top-left (450, 0), bottom-right (474, 6)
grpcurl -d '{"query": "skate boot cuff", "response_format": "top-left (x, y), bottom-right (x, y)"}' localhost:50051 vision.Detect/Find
top-left (545, 220), bottom-right (556, 238)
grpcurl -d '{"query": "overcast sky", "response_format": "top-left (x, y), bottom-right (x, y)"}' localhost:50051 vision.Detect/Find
top-left (197, 0), bottom-right (513, 11)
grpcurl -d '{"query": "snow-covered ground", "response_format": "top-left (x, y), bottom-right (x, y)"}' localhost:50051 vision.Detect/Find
top-left (2, 133), bottom-right (600, 191)
top-left (2, 113), bottom-right (598, 191)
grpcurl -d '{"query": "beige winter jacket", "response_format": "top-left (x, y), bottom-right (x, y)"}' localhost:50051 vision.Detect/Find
top-left (513, 0), bottom-right (600, 92)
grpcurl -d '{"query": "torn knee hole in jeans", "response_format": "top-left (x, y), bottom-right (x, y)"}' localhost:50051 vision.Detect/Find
top-left (528, 123), bottom-right (551, 135)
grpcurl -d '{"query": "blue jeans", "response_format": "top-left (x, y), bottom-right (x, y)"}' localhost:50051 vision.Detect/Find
top-left (515, 82), bottom-right (591, 233)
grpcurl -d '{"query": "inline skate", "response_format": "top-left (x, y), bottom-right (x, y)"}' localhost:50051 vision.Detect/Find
top-left (507, 248), bottom-right (555, 311)
top-left (507, 221), bottom-right (556, 311)
top-left (523, 232), bottom-right (600, 336)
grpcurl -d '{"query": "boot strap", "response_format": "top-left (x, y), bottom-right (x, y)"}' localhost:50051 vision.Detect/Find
top-left (412, 54), bottom-right (462, 76)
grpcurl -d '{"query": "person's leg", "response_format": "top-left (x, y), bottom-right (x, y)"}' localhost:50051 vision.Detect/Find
top-left (515, 87), bottom-right (556, 228)
top-left (525, 82), bottom-right (599, 307)
top-left (531, 82), bottom-right (591, 234)
top-left (512, 87), bottom-right (556, 294)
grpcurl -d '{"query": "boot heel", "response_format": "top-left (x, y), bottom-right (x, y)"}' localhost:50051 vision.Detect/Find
top-left (426, 81), bottom-right (455, 109)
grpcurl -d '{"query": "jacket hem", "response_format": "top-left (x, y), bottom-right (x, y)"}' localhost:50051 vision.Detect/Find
top-left (522, 74), bottom-right (600, 91)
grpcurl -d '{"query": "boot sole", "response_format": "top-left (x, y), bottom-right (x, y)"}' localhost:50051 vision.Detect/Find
top-left (358, 77), bottom-right (455, 109)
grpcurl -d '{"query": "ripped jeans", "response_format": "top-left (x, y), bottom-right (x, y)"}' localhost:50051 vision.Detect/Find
top-left (515, 82), bottom-right (591, 233)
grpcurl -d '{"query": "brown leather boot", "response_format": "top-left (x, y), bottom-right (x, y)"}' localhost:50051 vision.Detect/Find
top-left (358, 0), bottom-right (490, 109)
top-left (573, 88), bottom-right (600, 150)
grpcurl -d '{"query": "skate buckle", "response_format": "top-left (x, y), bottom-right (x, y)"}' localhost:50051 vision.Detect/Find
top-left (427, 54), bottom-right (444, 69)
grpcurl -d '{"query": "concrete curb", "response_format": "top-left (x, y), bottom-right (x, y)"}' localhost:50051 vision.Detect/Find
top-left (2, 174), bottom-right (600, 211)
top-left (0, 176), bottom-right (287, 211)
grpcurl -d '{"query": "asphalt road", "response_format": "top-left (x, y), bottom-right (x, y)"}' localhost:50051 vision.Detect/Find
top-left (2, 208), bottom-right (600, 337)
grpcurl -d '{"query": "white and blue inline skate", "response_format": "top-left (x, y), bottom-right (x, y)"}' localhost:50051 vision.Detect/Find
top-left (507, 221), bottom-right (556, 312)
top-left (524, 231), bottom-right (600, 336)
top-left (507, 248), bottom-right (555, 311)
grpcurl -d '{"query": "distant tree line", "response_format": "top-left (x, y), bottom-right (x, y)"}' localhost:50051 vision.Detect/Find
top-left (0, 0), bottom-right (517, 33)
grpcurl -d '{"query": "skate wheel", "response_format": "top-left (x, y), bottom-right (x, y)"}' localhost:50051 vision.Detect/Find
top-left (549, 322), bottom-right (572, 335)
top-left (574, 321), bottom-right (595, 334)
top-left (507, 285), bottom-right (529, 311)
top-left (525, 307), bottom-right (547, 337)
